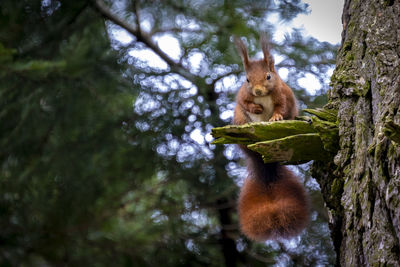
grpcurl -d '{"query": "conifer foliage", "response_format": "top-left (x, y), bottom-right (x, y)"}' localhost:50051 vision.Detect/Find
top-left (0, 0), bottom-right (337, 265)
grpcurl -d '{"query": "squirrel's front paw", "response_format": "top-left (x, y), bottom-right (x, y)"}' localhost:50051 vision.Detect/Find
top-left (250, 104), bottom-right (263, 114)
top-left (269, 113), bottom-right (283, 121)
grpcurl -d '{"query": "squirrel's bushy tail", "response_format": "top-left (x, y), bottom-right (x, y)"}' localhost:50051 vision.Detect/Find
top-left (238, 148), bottom-right (309, 241)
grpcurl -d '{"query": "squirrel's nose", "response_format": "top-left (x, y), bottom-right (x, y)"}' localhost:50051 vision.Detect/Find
top-left (255, 89), bottom-right (263, 96)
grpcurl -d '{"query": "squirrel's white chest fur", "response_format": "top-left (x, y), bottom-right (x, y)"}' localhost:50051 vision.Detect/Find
top-left (246, 95), bottom-right (274, 122)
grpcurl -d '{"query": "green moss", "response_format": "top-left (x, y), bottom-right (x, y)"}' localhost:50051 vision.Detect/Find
top-left (211, 120), bottom-right (316, 145)
top-left (363, 79), bottom-right (371, 95)
top-left (343, 41), bottom-right (353, 52)
top-left (367, 142), bottom-right (376, 155)
top-left (330, 69), bottom-right (357, 88)
top-left (383, 120), bottom-right (400, 144)
top-left (331, 178), bottom-right (344, 196)
top-left (211, 108), bottom-right (340, 164)
top-left (346, 53), bottom-right (355, 61)
top-left (248, 133), bottom-right (327, 164)
top-left (329, 177), bottom-right (344, 212)
top-left (354, 77), bottom-right (371, 97)
top-left (311, 117), bottom-right (339, 153)
top-left (303, 108), bottom-right (338, 123)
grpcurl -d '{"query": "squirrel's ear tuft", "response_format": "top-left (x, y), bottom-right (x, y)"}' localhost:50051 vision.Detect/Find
top-left (260, 33), bottom-right (275, 71)
top-left (234, 36), bottom-right (249, 69)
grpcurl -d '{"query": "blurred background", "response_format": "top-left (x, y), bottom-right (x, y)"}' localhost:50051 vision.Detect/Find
top-left (0, 0), bottom-right (342, 266)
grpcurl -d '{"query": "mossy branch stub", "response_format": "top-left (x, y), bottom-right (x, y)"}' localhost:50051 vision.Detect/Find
top-left (211, 109), bottom-right (339, 164)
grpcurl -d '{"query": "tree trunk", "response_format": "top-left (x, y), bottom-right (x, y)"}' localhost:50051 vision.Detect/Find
top-left (217, 198), bottom-right (240, 267)
top-left (312, 0), bottom-right (400, 266)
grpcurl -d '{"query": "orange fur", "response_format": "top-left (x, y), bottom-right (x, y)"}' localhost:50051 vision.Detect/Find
top-left (239, 167), bottom-right (309, 241)
top-left (233, 35), bottom-right (309, 241)
top-left (234, 36), bottom-right (298, 122)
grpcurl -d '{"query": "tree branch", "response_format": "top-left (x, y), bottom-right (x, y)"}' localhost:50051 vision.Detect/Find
top-left (94, 0), bottom-right (198, 83)
top-left (151, 27), bottom-right (203, 35)
top-left (211, 110), bottom-right (338, 164)
top-left (210, 70), bottom-right (241, 90)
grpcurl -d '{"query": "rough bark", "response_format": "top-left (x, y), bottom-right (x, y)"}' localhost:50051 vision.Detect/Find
top-left (312, 0), bottom-right (400, 266)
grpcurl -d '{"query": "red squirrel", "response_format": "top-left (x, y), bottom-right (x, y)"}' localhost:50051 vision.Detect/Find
top-left (233, 35), bottom-right (309, 241)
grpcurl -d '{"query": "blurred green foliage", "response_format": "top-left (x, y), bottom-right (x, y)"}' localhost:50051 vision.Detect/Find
top-left (0, 0), bottom-right (338, 266)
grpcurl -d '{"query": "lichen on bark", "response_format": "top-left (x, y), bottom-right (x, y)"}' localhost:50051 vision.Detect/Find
top-left (312, 1), bottom-right (400, 266)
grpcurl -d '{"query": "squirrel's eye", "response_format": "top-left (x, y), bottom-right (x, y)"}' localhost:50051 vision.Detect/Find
top-left (266, 74), bottom-right (271, 80)
top-left (246, 78), bottom-right (250, 83)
